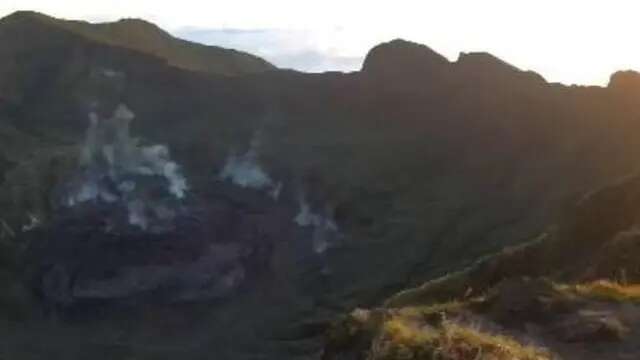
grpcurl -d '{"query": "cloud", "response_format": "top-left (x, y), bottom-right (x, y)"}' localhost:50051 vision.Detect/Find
top-left (268, 50), bottom-right (362, 73)
top-left (176, 27), bottom-right (364, 73)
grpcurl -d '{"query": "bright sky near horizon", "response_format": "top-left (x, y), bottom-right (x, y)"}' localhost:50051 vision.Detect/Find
top-left (1, 0), bottom-right (638, 86)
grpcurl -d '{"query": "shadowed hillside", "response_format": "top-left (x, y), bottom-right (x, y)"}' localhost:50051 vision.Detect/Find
top-left (0, 11), bottom-right (275, 77)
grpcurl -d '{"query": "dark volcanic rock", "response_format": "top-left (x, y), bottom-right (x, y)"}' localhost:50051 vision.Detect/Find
top-left (609, 70), bottom-right (640, 97)
top-left (455, 51), bottom-right (546, 84)
top-left (26, 181), bottom-right (296, 307)
top-left (361, 39), bottom-right (449, 77)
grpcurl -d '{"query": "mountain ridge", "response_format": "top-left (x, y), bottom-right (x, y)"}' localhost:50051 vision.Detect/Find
top-left (0, 10), bottom-right (275, 76)
top-left (3, 11), bottom-right (639, 89)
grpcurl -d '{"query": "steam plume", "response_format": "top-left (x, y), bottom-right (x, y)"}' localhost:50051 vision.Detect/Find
top-left (294, 194), bottom-right (340, 254)
top-left (62, 104), bottom-right (188, 231)
top-left (219, 131), bottom-right (282, 200)
top-left (220, 148), bottom-right (274, 190)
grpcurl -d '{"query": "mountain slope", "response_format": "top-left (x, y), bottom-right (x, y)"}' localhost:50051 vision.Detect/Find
top-left (0, 11), bottom-right (275, 77)
top-left (326, 174), bottom-right (640, 360)
top-left (1, 12), bottom-right (640, 360)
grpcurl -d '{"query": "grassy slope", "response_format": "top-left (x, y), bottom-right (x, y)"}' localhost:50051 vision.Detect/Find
top-left (325, 174), bottom-right (640, 359)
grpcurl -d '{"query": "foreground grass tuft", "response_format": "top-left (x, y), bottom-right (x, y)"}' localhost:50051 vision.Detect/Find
top-left (370, 318), bottom-right (550, 360)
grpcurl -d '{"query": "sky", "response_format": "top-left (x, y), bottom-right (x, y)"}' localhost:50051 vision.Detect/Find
top-left (1, 0), bottom-right (639, 86)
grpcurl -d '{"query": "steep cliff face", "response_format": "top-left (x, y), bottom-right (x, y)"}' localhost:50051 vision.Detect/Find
top-left (1, 11), bottom-right (640, 360)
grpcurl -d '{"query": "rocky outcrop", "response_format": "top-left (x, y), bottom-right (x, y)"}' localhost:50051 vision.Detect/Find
top-left (361, 39), bottom-right (449, 77)
top-left (608, 70), bottom-right (640, 98)
top-left (21, 103), bottom-right (302, 308)
top-left (26, 180), bottom-right (295, 307)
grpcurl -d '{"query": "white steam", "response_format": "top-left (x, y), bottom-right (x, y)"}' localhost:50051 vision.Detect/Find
top-left (269, 181), bottom-right (283, 201)
top-left (136, 145), bottom-right (188, 198)
top-left (21, 213), bottom-right (41, 232)
top-left (294, 195), bottom-right (340, 254)
top-left (127, 200), bottom-right (148, 230)
top-left (64, 104), bottom-right (188, 230)
top-left (219, 132), bottom-right (282, 200)
top-left (0, 219), bottom-right (15, 239)
top-left (220, 149), bottom-right (274, 190)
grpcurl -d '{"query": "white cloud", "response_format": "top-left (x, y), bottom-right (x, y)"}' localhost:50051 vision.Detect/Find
top-left (177, 27), bottom-right (365, 72)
